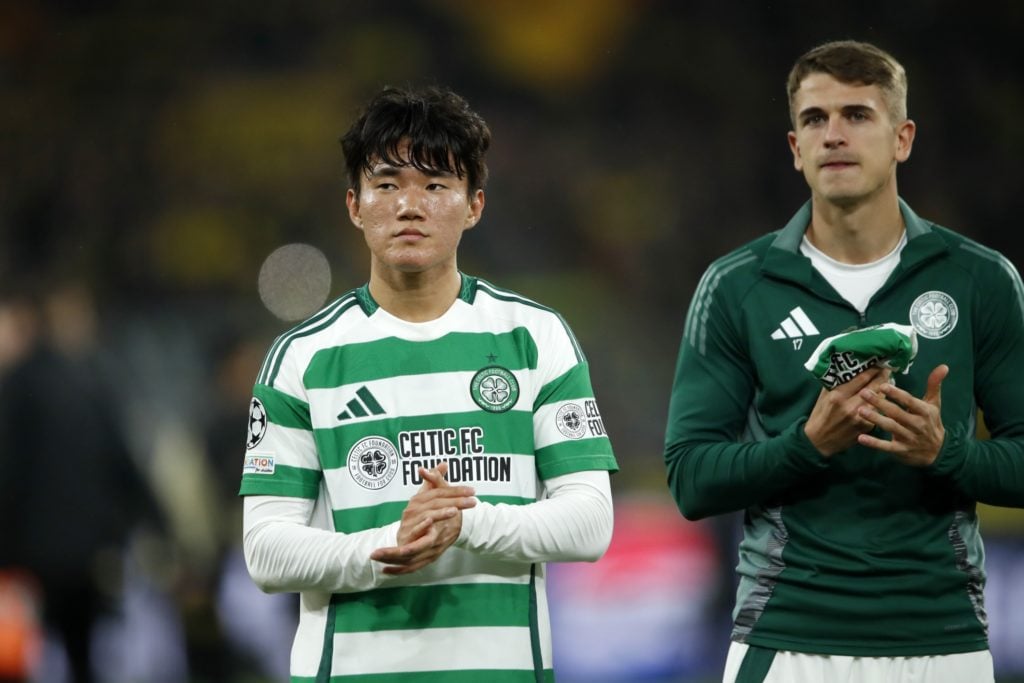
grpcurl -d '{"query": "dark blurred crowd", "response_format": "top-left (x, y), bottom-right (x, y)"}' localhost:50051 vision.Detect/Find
top-left (0, 279), bottom-right (293, 683)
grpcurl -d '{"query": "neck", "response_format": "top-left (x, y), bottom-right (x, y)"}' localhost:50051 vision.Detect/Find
top-left (368, 264), bottom-right (462, 322)
top-left (806, 191), bottom-right (905, 265)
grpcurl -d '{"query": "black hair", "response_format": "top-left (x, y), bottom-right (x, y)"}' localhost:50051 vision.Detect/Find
top-left (340, 85), bottom-right (491, 194)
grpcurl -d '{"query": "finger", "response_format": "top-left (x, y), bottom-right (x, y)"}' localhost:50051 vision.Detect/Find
top-left (834, 367), bottom-right (885, 396)
top-left (865, 369), bottom-right (893, 391)
top-left (858, 405), bottom-right (916, 441)
top-left (419, 465), bottom-right (451, 489)
top-left (388, 516), bottom-right (435, 552)
top-left (413, 486), bottom-right (476, 505)
top-left (372, 527), bottom-right (438, 563)
top-left (427, 506), bottom-right (459, 522)
top-left (923, 364), bottom-right (949, 408)
top-left (858, 385), bottom-right (902, 422)
top-left (876, 382), bottom-right (933, 416)
top-left (857, 432), bottom-right (899, 453)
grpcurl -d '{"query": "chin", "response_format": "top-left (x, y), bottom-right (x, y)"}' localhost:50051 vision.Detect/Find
top-left (814, 184), bottom-right (867, 207)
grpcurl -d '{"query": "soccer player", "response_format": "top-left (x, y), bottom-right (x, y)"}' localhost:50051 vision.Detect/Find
top-left (240, 85), bottom-right (617, 682)
top-left (664, 40), bottom-right (1024, 683)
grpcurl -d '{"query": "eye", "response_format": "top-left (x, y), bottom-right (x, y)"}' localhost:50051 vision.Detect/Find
top-left (426, 183), bottom-right (448, 191)
top-left (375, 182), bottom-right (397, 190)
top-left (803, 113), bottom-right (826, 127)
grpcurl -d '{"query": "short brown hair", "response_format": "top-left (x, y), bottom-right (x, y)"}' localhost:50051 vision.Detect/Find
top-left (786, 40), bottom-right (908, 127)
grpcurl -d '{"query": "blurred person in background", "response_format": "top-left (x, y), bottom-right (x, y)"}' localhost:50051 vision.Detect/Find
top-left (0, 278), bottom-right (163, 683)
top-left (664, 40), bottom-right (1024, 683)
top-left (182, 332), bottom-right (294, 682)
top-left (239, 84), bottom-right (617, 681)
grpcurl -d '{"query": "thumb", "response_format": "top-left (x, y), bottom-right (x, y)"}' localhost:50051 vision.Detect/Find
top-left (923, 364), bottom-right (949, 407)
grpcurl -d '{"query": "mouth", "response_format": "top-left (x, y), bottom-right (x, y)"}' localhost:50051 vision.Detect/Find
top-left (395, 228), bottom-right (426, 240)
top-left (820, 159), bottom-right (857, 170)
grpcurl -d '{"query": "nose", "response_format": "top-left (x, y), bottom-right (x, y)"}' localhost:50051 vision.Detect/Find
top-left (823, 114), bottom-right (846, 149)
top-left (396, 187), bottom-right (426, 220)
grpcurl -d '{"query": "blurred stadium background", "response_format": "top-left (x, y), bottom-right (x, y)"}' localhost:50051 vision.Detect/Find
top-left (1, 1), bottom-right (1022, 682)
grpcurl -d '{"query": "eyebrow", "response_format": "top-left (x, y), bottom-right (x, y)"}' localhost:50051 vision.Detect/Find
top-left (368, 163), bottom-right (456, 179)
top-left (798, 104), bottom-right (876, 124)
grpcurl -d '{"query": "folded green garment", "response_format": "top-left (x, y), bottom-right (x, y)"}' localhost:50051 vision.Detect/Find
top-left (804, 323), bottom-right (918, 389)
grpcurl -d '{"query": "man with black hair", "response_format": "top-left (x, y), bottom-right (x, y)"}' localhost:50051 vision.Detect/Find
top-left (241, 85), bottom-right (617, 681)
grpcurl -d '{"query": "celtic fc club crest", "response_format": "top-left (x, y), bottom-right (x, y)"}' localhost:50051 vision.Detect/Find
top-left (470, 366), bottom-right (520, 413)
top-left (909, 290), bottom-right (958, 340)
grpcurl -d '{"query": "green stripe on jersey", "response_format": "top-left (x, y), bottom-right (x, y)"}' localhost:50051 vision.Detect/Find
top-left (293, 670), bottom-right (554, 683)
top-left (535, 445), bottom-right (617, 480)
top-left (239, 464), bottom-right (320, 498)
top-left (316, 411), bottom-right (534, 470)
top-left (334, 495), bottom-right (532, 533)
top-left (534, 363), bottom-right (596, 409)
top-left (255, 383), bottom-right (312, 430)
top-left (332, 582), bottom-right (532, 632)
top-left (304, 329), bottom-right (539, 388)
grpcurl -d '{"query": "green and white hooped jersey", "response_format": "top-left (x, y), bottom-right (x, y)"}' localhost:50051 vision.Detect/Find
top-left (240, 274), bottom-right (617, 683)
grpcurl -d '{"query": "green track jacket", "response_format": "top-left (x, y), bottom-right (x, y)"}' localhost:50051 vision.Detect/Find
top-left (664, 199), bottom-right (1024, 656)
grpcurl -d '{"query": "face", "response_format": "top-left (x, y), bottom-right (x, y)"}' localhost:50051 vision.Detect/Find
top-left (788, 73), bottom-right (915, 208)
top-left (346, 145), bottom-right (484, 277)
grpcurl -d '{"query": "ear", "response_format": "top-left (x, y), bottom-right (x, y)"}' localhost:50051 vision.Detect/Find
top-left (346, 189), bottom-right (363, 229)
top-left (464, 189), bottom-right (485, 229)
top-left (787, 131), bottom-right (803, 172)
top-left (894, 118), bottom-right (916, 163)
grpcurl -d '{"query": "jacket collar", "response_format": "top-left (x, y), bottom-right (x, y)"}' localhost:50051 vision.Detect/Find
top-left (762, 198), bottom-right (948, 288)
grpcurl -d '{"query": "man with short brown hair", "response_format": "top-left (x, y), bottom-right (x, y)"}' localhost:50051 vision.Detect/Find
top-left (664, 40), bottom-right (1023, 683)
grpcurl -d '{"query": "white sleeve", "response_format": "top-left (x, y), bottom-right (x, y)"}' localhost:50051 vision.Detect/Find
top-left (242, 495), bottom-right (400, 594)
top-left (454, 469), bottom-right (613, 563)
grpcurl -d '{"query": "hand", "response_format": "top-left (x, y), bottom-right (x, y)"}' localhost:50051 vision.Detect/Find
top-left (370, 462), bottom-right (476, 575)
top-left (856, 364), bottom-right (948, 467)
top-left (804, 367), bottom-right (892, 457)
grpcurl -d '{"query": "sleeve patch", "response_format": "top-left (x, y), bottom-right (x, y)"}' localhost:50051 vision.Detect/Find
top-left (243, 453), bottom-right (276, 475)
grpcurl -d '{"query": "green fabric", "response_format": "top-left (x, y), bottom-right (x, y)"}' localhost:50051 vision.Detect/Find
top-left (735, 645), bottom-right (776, 683)
top-left (803, 322), bottom-right (917, 389)
top-left (664, 198), bottom-right (1024, 655)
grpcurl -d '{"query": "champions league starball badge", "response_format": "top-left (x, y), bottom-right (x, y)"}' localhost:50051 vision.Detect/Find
top-left (247, 397), bottom-right (268, 449)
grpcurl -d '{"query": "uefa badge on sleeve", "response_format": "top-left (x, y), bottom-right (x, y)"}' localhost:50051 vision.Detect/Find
top-left (246, 397), bottom-right (267, 449)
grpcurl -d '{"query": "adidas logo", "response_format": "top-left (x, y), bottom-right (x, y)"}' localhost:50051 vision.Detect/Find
top-left (337, 386), bottom-right (386, 420)
top-left (771, 307), bottom-right (819, 349)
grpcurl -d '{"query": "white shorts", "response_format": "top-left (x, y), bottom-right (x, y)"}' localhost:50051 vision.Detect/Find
top-left (723, 641), bottom-right (994, 683)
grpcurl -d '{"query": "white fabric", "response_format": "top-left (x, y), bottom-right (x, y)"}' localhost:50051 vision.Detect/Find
top-left (800, 231), bottom-right (906, 313)
top-left (455, 469), bottom-right (613, 562)
top-left (243, 469), bottom-right (612, 594)
top-left (723, 641), bottom-right (994, 683)
top-left (311, 626), bottom-right (535, 678)
top-left (243, 495), bottom-right (395, 594)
